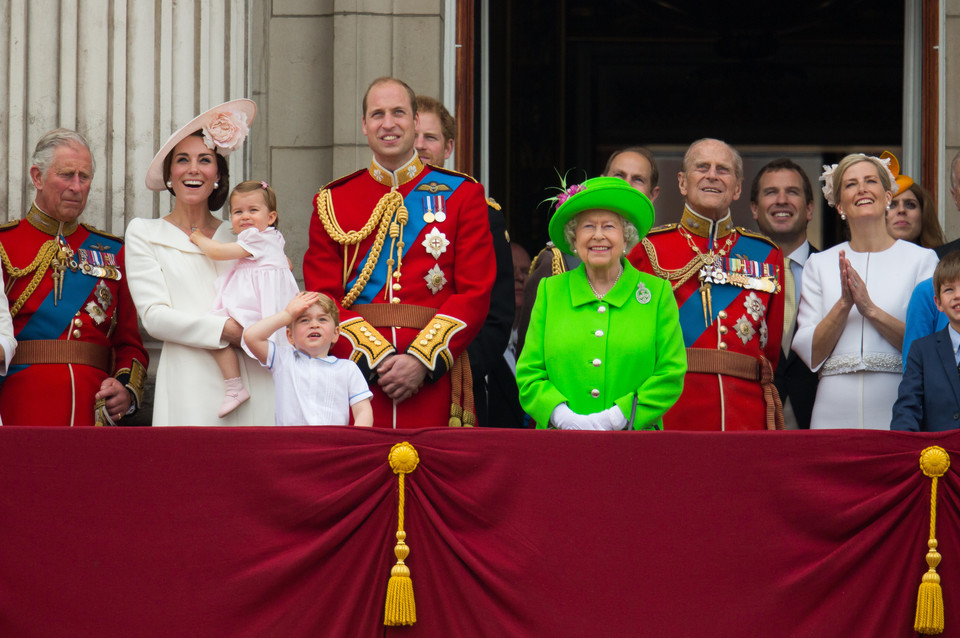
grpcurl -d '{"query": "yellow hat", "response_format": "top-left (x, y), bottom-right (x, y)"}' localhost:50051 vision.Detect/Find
top-left (880, 151), bottom-right (913, 195)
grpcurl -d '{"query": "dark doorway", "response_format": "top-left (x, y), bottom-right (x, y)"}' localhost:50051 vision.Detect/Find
top-left (486, 0), bottom-right (905, 253)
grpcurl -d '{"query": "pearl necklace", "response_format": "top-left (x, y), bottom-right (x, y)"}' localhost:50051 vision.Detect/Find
top-left (587, 264), bottom-right (623, 300)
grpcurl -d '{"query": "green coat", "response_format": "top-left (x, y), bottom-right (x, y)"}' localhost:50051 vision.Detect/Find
top-left (517, 260), bottom-right (686, 429)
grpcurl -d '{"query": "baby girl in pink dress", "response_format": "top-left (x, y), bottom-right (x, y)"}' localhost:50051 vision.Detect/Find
top-left (191, 180), bottom-right (300, 417)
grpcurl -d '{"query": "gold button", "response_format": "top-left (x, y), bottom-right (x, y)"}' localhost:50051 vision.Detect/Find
top-left (718, 311), bottom-right (727, 319)
top-left (392, 283), bottom-right (401, 291)
top-left (429, 329), bottom-right (437, 336)
top-left (719, 342), bottom-right (727, 350)
top-left (426, 334), bottom-right (434, 340)
top-left (420, 339), bottom-right (428, 346)
top-left (368, 335), bottom-right (376, 342)
top-left (73, 329), bottom-right (81, 338)
top-left (374, 340), bottom-right (382, 346)
top-left (433, 323), bottom-right (442, 329)
top-left (719, 326), bottom-right (728, 334)
top-left (392, 298), bottom-right (401, 304)
top-left (74, 318), bottom-right (82, 327)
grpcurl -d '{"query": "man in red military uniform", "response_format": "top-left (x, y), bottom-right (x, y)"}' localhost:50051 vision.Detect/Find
top-left (0, 129), bottom-right (148, 426)
top-left (628, 138), bottom-right (784, 430)
top-left (303, 77), bottom-right (495, 428)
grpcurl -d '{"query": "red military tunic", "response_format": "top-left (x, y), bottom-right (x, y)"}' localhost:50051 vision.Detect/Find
top-left (0, 205), bottom-right (148, 426)
top-left (303, 153), bottom-right (495, 428)
top-left (628, 206), bottom-right (784, 431)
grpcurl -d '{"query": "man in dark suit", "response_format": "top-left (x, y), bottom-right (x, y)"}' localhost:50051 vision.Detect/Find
top-left (892, 252), bottom-right (960, 431)
top-left (750, 159), bottom-right (818, 429)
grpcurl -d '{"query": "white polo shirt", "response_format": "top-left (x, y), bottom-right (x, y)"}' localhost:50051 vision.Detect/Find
top-left (266, 342), bottom-right (373, 426)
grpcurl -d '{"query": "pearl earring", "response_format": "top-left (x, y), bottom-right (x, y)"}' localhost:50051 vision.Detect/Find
top-left (165, 180), bottom-right (172, 188)
top-left (841, 213), bottom-right (846, 221)
top-left (214, 181), bottom-right (220, 189)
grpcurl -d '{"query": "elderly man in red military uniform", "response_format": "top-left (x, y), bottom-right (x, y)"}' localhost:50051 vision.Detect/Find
top-left (628, 138), bottom-right (784, 430)
top-left (0, 129), bottom-right (148, 426)
top-left (303, 77), bottom-right (495, 429)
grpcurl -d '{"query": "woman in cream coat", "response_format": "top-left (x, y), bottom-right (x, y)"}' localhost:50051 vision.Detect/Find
top-left (126, 100), bottom-right (274, 425)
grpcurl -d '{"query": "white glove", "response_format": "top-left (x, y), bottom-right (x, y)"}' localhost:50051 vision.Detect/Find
top-left (589, 405), bottom-right (628, 431)
top-left (550, 403), bottom-right (600, 430)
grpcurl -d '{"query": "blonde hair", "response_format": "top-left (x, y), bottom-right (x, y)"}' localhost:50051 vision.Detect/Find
top-left (832, 155), bottom-right (893, 202)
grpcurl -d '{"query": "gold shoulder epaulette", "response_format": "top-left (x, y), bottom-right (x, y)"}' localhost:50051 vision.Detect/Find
top-left (81, 223), bottom-right (123, 242)
top-left (647, 222), bottom-right (678, 234)
top-left (0, 219), bottom-right (20, 231)
top-left (321, 168), bottom-right (367, 191)
top-left (486, 197), bottom-right (501, 211)
top-left (428, 165), bottom-right (479, 184)
top-left (737, 227), bottom-right (780, 249)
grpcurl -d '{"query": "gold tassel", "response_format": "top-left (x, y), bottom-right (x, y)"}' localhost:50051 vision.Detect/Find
top-left (384, 442), bottom-right (420, 627)
top-left (915, 446), bottom-right (950, 635)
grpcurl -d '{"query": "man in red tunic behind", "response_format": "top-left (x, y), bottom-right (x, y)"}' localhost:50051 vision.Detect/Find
top-left (0, 129), bottom-right (148, 426)
top-left (628, 138), bottom-right (785, 431)
top-left (303, 77), bottom-right (495, 428)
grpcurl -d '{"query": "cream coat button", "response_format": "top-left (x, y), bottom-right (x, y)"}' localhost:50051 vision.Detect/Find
top-left (595, 329), bottom-right (604, 337)
top-left (598, 306), bottom-right (606, 313)
top-left (593, 358), bottom-right (601, 367)
top-left (591, 389), bottom-right (600, 398)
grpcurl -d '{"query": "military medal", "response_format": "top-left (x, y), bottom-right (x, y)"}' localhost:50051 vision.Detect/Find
top-left (636, 282), bottom-right (651, 305)
top-left (424, 264), bottom-right (447, 294)
top-left (422, 227), bottom-right (450, 260)
top-left (423, 195), bottom-right (446, 223)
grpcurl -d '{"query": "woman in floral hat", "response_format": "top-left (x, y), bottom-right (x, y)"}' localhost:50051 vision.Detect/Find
top-left (516, 176), bottom-right (686, 430)
top-left (792, 153), bottom-right (938, 429)
top-left (125, 100), bottom-right (276, 426)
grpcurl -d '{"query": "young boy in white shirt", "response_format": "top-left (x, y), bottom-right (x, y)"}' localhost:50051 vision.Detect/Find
top-left (244, 291), bottom-right (373, 426)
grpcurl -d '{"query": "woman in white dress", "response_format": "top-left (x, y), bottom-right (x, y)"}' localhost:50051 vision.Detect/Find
top-left (125, 100), bottom-right (275, 425)
top-left (793, 153), bottom-right (938, 429)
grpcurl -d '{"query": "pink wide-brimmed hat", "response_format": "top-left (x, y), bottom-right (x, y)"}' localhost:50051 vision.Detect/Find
top-left (145, 99), bottom-right (257, 191)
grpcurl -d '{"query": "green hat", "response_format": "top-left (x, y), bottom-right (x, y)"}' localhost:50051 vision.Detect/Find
top-left (547, 175), bottom-right (655, 256)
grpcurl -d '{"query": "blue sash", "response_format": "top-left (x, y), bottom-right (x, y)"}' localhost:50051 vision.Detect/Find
top-left (6, 233), bottom-right (121, 378)
top-left (348, 171), bottom-right (466, 305)
top-left (677, 234), bottom-right (774, 347)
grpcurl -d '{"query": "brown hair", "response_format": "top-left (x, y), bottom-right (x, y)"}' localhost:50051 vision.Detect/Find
top-left (162, 131), bottom-right (230, 211)
top-left (314, 292), bottom-right (339, 326)
top-left (230, 180), bottom-right (279, 229)
top-left (603, 147), bottom-right (659, 189)
top-left (749, 158), bottom-right (813, 206)
top-left (415, 95), bottom-right (456, 143)
top-left (934, 251), bottom-right (960, 297)
top-left (362, 77), bottom-right (417, 120)
top-left (901, 182), bottom-right (945, 249)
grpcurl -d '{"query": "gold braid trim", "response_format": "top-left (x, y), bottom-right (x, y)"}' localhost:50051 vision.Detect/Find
top-left (641, 237), bottom-right (703, 291)
top-left (549, 247), bottom-right (567, 276)
top-left (0, 240), bottom-right (59, 317)
top-left (314, 188), bottom-right (403, 309)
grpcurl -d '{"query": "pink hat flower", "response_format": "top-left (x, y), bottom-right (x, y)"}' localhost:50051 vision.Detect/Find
top-left (202, 110), bottom-right (250, 156)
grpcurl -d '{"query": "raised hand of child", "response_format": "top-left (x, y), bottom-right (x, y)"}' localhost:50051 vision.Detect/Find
top-left (285, 291), bottom-right (320, 318)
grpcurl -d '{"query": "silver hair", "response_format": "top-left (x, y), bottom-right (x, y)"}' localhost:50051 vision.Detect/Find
top-left (682, 137), bottom-right (743, 181)
top-left (31, 128), bottom-right (95, 176)
top-left (563, 212), bottom-right (640, 254)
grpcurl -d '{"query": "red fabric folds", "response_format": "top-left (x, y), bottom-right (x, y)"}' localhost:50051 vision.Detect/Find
top-left (0, 427), bottom-right (957, 637)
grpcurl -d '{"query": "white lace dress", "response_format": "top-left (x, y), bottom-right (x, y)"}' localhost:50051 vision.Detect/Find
top-left (792, 240), bottom-right (938, 429)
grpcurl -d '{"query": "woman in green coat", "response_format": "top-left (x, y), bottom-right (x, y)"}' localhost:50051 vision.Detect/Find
top-left (516, 176), bottom-right (686, 430)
